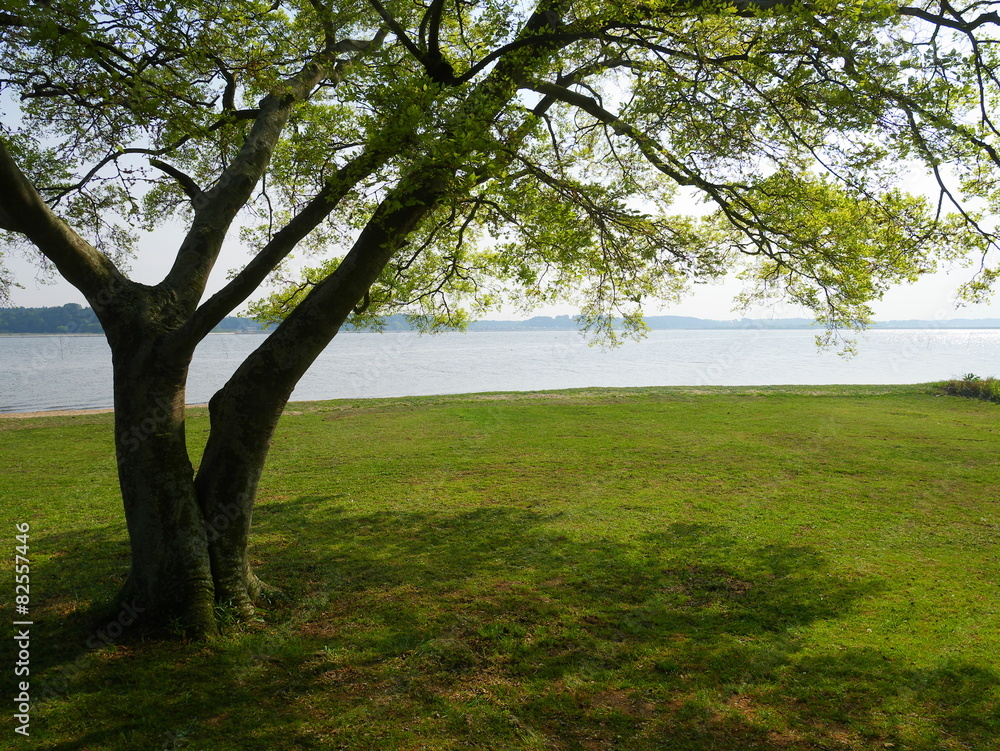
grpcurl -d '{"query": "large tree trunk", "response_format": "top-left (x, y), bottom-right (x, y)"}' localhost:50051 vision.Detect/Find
top-left (110, 333), bottom-right (219, 636)
top-left (194, 355), bottom-right (295, 619)
top-left (105, 176), bottom-right (441, 634)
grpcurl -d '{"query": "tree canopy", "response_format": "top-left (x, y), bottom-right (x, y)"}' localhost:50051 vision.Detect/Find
top-left (3, 0), bottom-right (998, 340)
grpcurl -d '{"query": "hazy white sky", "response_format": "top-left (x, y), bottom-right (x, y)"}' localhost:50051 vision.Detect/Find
top-left (8, 231), bottom-right (999, 321)
top-left (9, 151), bottom-right (999, 321)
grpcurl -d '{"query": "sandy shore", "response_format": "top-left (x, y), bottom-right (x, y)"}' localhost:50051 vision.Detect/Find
top-left (0, 407), bottom-right (115, 419)
top-left (0, 405), bottom-right (208, 419)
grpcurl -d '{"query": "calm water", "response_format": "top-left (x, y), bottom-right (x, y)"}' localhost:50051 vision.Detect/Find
top-left (1, 328), bottom-right (997, 413)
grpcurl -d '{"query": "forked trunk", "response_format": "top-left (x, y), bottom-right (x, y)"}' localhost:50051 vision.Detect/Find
top-left (103, 105), bottom-right (461, 636)
top-left (109, 334), bottom-right (290, 634)
top-left (105, 312), bottom-right (335, 635)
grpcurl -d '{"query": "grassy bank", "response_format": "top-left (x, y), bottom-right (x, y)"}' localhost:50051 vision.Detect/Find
top-left (1, 385), bottom-right (998, 750)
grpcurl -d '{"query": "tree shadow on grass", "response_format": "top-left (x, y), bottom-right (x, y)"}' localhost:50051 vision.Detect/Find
top-left (33, 499), bottom-right (1000, 751)
top-left (14, 522), bottom-right (131, 665)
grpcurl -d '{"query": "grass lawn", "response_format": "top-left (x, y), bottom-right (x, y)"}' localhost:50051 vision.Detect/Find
top-left (1, 384), bottom-right (998, 750)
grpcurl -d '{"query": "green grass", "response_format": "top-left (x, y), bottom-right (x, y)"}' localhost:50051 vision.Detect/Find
top-left (1, 384), bottom-right (999, 750)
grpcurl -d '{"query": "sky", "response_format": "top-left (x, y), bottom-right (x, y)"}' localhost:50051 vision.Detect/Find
top-left (8, 144), bottom-right (999, 323)
top-left (7, 230), bottom-right (1000, 322)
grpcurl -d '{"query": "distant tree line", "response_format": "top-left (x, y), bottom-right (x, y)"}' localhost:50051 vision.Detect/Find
top-left (0, 303), bottom-right (103, 333)
top-left (0, 305), bottom-right (265, 334)
top-left (4, 306), bottom-right (998, 336)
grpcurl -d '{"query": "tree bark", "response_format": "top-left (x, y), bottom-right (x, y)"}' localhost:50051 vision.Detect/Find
top-left (110, 329), bottom-right (218, 636)
top-left (194, 352), bottom-right (294, 618)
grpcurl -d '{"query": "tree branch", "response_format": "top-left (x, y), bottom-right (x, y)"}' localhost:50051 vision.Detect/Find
top-left (160, 29), bottom-right (388, 316)
top-left (2, 11), bottom-right (140, 79)
top-left (426, 0), bottom-right (447, 55)
top-left (149, 159), bottom-right (205, 205)
top-left (524, 79), bottom-right (781, 256)
top-left (209, 55), bottom-right (238, 112)
top-left (366, 0), bottom-right (425, 61)
top-left (158, 59), bottom-right (332, 309)
top-left (46, 109), bottom-right (260, 204)
top-left (0, 137), bottom-right (125, 301)
top-left (898, 5), bottom-right (1000, 32)
top-left (183, 147), bottom-right (390, 340)
top-left (307, 0), bottom-right (339, 48)
top-left (422, 0), bottom-right (458, 83)
top-left (526, 81), bottom-right (695, 187)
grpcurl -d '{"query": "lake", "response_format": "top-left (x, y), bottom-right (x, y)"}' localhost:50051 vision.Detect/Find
top-left (1, 328), bottom-right (997, 413)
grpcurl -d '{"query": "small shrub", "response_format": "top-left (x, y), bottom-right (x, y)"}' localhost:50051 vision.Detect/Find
top-left (938, 376), bottom-right (1000, 403)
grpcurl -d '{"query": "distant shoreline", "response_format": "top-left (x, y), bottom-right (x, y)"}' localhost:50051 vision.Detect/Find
top-left (3, 317), bottom-right (1000, 336)
top-left (7, 304), bottom-right (1000, 334)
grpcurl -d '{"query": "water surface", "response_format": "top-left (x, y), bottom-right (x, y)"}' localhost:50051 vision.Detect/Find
top-left (1, 328), bottom-right (996, 413)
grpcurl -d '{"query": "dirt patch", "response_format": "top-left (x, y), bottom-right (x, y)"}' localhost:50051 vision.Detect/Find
top-left (0, 404), bottom-right (209, 419)
top-left (0, 407), bottom-right (115, 419)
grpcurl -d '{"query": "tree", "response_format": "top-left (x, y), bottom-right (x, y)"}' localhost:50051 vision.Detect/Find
top-left (1, 0), bottom-right (998, 636)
